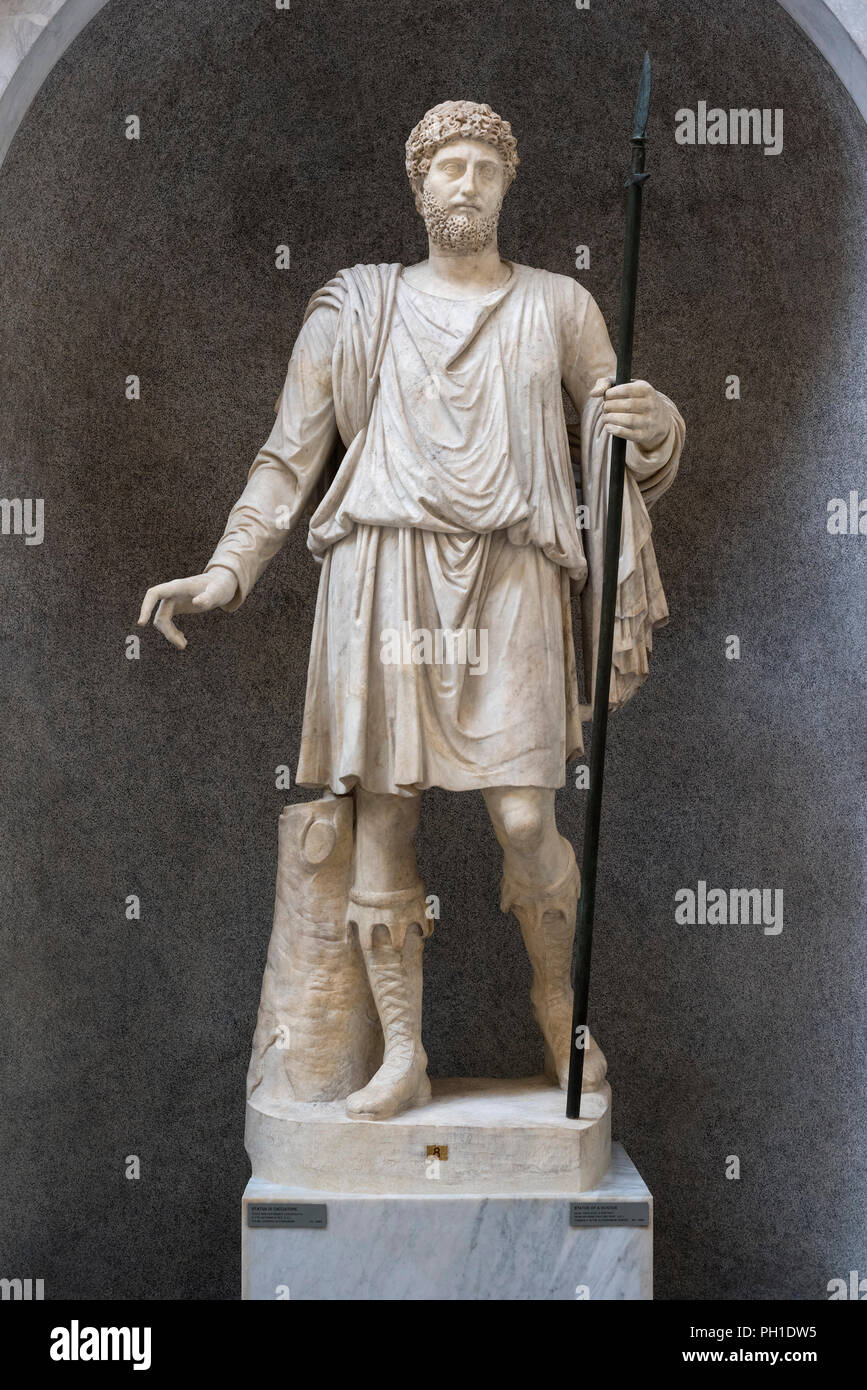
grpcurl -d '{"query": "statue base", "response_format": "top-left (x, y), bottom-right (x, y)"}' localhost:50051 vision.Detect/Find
top-left (246, 1074), bottom-right (611, 1194)
top-left (241, 1140), bottom-right (651, 1300)
top-left (241, 1076), bottom-right (651, 1300)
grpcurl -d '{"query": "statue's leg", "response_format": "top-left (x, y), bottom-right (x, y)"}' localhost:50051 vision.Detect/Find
top-left (344, 788), bottom-right (432, 1120)
top-left (483, 786), bottom-right (607, 1092)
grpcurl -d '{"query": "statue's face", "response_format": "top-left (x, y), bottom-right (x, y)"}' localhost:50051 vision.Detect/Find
top-left (423, 138), bottom-right (507, 221)
top-left (420, 138), bottom-right (506, 253)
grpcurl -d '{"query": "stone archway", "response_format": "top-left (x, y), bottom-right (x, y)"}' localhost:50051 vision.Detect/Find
top-left (0, 0), bottom-right (865, 174)
top-left (0, 0), bottom-right (109, 166)
top-left (779, 0), bottom-right (867, 116)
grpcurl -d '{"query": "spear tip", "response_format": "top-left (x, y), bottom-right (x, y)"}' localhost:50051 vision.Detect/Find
top-left (634, 50), bottom-right (651, 140)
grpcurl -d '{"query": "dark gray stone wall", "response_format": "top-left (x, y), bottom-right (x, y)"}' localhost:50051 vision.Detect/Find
top-left (0, 0), bottom-right (864, 1300)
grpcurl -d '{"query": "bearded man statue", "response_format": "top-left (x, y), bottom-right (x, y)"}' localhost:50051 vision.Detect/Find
top-left (140, 100), bottom-right (684, 1122)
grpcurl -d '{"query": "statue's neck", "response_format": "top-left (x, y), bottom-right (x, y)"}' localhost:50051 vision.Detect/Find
top-left (405, 240), bottom-right (511, 299)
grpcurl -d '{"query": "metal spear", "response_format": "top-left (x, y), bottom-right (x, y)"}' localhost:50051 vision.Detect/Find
top-left (566, 52), bottom-right (652, 1119)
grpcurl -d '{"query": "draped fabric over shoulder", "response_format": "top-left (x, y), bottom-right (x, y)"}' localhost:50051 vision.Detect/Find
top-left (205, 263), bottom-right (685, 794)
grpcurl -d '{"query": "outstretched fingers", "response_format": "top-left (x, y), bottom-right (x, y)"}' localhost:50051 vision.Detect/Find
top-left (138, 579), bottom-right (193, 649)
top-left (154, 597), bottom-right (187, 650)
top-left (138, 582), bottom-right (176, 627)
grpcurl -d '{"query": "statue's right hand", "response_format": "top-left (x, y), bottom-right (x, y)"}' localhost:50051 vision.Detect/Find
top-left (137, 567), bottom-right (237, 650)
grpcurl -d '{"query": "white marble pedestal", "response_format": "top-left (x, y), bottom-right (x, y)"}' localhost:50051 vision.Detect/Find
top-left (246, 1075), bottom-right (612, 1193)
top-left (241, 1142), bottom-right (652, 1301)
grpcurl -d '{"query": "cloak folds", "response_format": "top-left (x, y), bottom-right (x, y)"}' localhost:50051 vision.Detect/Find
top-left (206, 262), bottom-right (684, 794)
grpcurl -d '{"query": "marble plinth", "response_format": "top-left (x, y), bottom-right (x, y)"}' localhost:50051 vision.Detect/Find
top-left (241, 1142), bottom-right (652, 1300)
top-left (246, 1075), bottom-right (612, 1194)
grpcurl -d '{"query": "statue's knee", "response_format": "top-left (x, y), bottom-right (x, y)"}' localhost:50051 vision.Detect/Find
top-left (502, 804), bottom-right (546, 855)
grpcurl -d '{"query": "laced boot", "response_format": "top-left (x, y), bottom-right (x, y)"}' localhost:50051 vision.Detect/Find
top-left (345, 884), bottom-right (432, 1119)
top-left (501, 852), bottom-right (607, 1091)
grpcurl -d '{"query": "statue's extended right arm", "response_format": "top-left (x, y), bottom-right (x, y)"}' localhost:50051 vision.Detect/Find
top-left (138, 300), bottom-right (339, 649)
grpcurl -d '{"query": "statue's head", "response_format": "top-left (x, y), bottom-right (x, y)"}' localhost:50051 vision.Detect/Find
top-left (405, 101), bottom-right (519, 253)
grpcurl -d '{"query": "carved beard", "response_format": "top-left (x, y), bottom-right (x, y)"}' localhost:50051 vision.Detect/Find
top-left (421, 188), bottom-right (501, 254)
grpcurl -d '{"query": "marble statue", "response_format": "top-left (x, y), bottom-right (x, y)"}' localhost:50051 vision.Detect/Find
top-left (139, 101), bottom-right (684, 1125)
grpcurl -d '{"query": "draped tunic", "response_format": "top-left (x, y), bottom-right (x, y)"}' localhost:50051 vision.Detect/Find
top-left (206, 262), bottom-right (684, 795)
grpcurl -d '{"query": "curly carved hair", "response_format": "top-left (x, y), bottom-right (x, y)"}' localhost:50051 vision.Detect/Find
top-left (405, 101), bottom-right (519, 209)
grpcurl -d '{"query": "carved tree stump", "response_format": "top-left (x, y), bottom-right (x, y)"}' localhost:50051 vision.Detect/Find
top-left (247, 796), bottom-right (382, 1104)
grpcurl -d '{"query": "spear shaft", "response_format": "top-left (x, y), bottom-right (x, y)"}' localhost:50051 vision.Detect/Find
top-left (566, 53), bottom-right (651, 1119)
